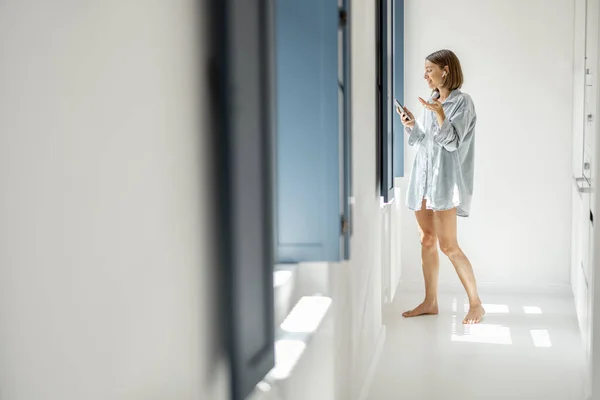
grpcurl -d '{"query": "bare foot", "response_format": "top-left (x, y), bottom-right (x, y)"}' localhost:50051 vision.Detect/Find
top-left (402, 301), bottom-right (439, 318)
top-left (463, 304), bottom-right (485, 324)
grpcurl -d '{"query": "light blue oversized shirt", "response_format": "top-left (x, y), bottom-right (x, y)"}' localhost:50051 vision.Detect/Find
top-left (405, 89), bottom-right (476, 217)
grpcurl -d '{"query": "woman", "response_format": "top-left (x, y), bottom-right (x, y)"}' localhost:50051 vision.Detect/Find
top-left (397, 49), bottom-right (484, 324)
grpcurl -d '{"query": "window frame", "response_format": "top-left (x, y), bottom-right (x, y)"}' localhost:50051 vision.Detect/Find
top-left (393, 0), bottom-right (405, 178)
top-left (377, 0), bottom-right (395, 202)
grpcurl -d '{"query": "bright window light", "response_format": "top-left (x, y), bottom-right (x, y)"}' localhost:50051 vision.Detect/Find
top-left (273, 270), bottom-right (293, 288)
top-left (451, 324), bottom-right (513, 345)
top-left (530, 330), bottom-right (552, 348)
top-left (256, 381), bottom-right (272, 392)
top-left (523, 306), bottom-right (543, 314)
top-left (270, 340), bottom-right (306, 380)
top-left (280, 296), bottom-right (332, 334)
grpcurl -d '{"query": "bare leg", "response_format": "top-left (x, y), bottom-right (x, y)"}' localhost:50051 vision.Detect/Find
top-left (434, 208), bottom-right (485, 324)
top-left (403, 200), bottom-right (439, 318)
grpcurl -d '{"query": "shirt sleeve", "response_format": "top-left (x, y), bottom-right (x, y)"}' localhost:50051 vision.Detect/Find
top-left (433, 98), bottom-right (474, 152)
top-left (405, 110), bottom-right (426, 147)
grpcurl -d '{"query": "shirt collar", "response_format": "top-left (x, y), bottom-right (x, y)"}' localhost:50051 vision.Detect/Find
top-left (443, 89), bottom-right (461, 104)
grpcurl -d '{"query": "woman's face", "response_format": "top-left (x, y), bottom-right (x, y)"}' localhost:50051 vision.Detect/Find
top-left (423, 60), bottom-right (447, 89)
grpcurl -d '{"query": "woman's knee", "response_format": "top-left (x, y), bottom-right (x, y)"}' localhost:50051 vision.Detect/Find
top-left (439, 240), bottom-right (461, 258)
top-left (421, 233), bottom-right (437, 249)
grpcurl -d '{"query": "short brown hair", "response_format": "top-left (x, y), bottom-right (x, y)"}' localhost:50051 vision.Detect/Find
top-left (426, 49), bottom-right (464, 91)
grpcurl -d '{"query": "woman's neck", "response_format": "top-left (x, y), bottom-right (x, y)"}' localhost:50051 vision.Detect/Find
top-left (437, 88), bottom-right (451, 102)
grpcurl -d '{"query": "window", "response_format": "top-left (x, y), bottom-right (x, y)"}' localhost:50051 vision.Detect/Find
top-left (377, 0), bottom-right (405, 201)
top-left (394, 0), bottom-right (405, 178)
top-left (212, 0), bottom-right (352, 398)
top-left (275, 0), bottom-right (352, 262)
top-left (377, 0), bottom-right (394, 202)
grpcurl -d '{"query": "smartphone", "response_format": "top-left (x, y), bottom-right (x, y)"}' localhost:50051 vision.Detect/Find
top-left (394, 99), bottom-right (411, 121)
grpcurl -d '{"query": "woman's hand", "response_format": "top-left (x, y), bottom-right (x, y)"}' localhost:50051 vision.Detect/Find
top-left (396, 106), bottom-right (415, 129)
top-left (418, 97), bottom-right (445, 126)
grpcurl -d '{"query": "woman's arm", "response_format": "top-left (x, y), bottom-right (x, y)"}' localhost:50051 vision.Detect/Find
top-left (406, 123), bottom-right (425, 146)
top-left (404, 110), bottom-right (426, 147)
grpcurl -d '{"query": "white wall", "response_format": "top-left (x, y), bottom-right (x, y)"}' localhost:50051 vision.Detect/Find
top-left (0, 1), bottom-right (228, 399)
top-left (400, 0), bottom-right (575, 287)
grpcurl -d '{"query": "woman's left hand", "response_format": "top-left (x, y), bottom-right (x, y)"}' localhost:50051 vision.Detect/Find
top-left (418, 97), bottom-right (444, 115)
top-left (419, 97), bottom-right (446, 126)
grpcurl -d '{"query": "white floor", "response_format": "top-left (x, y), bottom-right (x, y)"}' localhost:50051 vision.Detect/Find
top-left (367, 287), bottom-right (587, 400)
